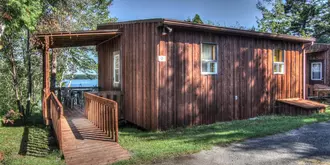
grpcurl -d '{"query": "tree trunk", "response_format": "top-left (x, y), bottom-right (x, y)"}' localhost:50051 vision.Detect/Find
top-left (27, 29), bottom-right (31, 116)
top-left (8, 46), bottom-right (24, 117)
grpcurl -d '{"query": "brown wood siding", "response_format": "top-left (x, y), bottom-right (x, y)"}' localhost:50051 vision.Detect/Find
top-left (97, 36), bottom-right (121, 90)
top-left (98, 23), bottom-right (305, 130)
top-left (97, 22), bottom-right (160, 130)
top-left (158, 29), bottom-right (304, 130)
top-left (305, 44), bottom-right (330, 97)
top-left (306, 44), bottom-right (330, 86)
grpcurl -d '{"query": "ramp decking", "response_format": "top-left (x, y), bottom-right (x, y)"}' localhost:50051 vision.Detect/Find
top-left (61, 107), bottom-right (130, 165)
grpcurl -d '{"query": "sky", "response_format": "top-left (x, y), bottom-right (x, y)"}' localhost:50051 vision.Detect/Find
top-left (109, 0), bottom-right (264, 28)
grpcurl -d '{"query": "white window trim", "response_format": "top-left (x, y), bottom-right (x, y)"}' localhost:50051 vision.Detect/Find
top-left (273, 49), bottom-right (285, 75)
top-left (201, 43), bottom-right (218, 75)
top-left (113, 51), bottom-right (120, 86)
top-left (311, 62), bottom-right (322, 80)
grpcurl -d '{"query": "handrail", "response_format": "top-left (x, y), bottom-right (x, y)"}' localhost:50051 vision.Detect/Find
top-left (84, 92), bottom-right (119, 142)
top-left (48, 92), bottom-right (64, 150)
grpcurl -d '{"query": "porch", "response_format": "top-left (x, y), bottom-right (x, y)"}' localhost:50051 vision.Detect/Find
top-left (37, 30), bottom-right (130, 164)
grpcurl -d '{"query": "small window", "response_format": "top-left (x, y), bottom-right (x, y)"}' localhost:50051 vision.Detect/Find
top-left (311, 62), bottom-right (322, 80)
top-left (201, 43), bottom-right (218, 75)
top-left (113, 51), bottom-right (120, 86)
top-left (273, 49), bottom-right (285, 74)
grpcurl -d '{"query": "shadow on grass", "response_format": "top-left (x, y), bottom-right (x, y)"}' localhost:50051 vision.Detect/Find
top-left (18, 127), bottom-right (29, 155)
top-left (18, 113), bottom-right (59, 157)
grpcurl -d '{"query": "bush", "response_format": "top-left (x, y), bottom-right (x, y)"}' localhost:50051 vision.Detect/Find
top-left (2, 110), bottom-right (22, 125)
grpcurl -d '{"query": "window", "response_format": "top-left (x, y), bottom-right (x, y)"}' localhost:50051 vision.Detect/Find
top-left (311, 62), bottom-right (322, 80)
top-left (201, 43), bottom-right (218, 75)
top-left (273, 49), bottom-right (285, 74)
top-left (113, 51), bottom-right (120, 86)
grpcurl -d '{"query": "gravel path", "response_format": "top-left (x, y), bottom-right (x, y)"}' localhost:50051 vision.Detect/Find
top-left (153, 121), bottom-right (330, 165)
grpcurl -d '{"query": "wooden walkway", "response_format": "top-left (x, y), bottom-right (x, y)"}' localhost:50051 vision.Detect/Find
top-left (61, 107), bottom-right (130, 165)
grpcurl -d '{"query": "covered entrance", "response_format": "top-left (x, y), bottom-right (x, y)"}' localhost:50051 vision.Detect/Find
top-left (37, 30), bottom-right (130, 165)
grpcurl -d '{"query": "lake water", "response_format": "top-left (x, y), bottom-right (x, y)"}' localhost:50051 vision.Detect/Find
top-left (62, 79), bottom-right (98, 87)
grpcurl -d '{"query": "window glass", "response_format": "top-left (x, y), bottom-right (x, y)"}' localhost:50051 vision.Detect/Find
top-left (273, 49), bottom-right (285, 74)
top-left (201, 43), bottom-right (217, 74)
top-left (113, 53), bottom-right (120, 84)
top-left (274, 50), bottom-right (284, 62)
top-left (311, 62), bottom-right (322, 80)
top-left (202, 44), bottom-right (216, 60)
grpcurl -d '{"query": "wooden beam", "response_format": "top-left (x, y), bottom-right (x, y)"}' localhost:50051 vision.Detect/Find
top-left (43, 36), bottom-right (50, 125)
top-left (37, 30), bottom-right (121, 37)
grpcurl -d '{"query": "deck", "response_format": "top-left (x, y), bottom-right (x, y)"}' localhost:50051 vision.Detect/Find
top-left (276, 98), bottom-right (327, 115)
top-left (61, 107), bottom-right (130, 165)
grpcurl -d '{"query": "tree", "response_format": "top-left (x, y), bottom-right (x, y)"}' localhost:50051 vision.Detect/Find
top-left (192, 14), bottom-right (203, 24)
top-left (256, 0), bottom-right (291, 34)
top-left (256, 0), bottom-right (329, 42)
top-left (36, 0), bottom-right (116, 89)
top-left (0, 0), bottom-right (116, 119)
top-left (185, 14), bottom-right (204, 24)
top-left (0, 0), bottom-right (43, 118)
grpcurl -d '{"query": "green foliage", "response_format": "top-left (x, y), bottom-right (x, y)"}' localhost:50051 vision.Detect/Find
top-left (185, 14), bottom-right (256, 31)
top-left (37, 0), bottom-right (115, 87)
top-left (0, 0), bottom-right (115, 116)
top-left (116, 110), bottom-right (330, 165)
top-left (185, 14), bottom-right (204, 24)
top-left (256, 0), bottom-right (290, 34)
top-left (192, 14), bottom-right (203, 24)
top-left (256, 0), bottom-right (330, 42)
top-left (1, 0), bottom-right (43, 31)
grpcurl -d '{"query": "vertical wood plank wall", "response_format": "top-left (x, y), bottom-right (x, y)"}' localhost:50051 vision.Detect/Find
top-left (97, 37), bottom-right (121, 90)
top-left (306, 44), bottom-right (330, 88)
top-left (158, 29), bottom-right (304, 130)
top-left (98, 22), bottom-right (160, 130)
top-left (98, 23), bottom-right (305, 130)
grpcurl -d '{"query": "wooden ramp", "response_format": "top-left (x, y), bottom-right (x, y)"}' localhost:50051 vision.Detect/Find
top-left (61, 107), bottom-right (130, 165)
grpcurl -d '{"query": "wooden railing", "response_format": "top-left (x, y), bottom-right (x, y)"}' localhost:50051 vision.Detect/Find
top-left (48, 92), bottom-right (64, 149)
top-left (89, 91), bottom-right (123, 119)
top-left (84, 92), bottom-right (119, 142)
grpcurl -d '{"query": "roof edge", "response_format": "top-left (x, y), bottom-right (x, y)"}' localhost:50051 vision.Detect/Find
top-left (97, 18), bottom-right (314, 43)
top-left (37, 29), bottom-right (121, 38)
top-left (162, 19), bottom-right (315, 43)
top-left (97, 18), bottom-right (164, 28)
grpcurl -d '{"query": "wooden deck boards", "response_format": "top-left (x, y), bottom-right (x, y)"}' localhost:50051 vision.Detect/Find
top-left (277, 98), bottom-right (328, 109)
top-left (61, 107), bottom-right (130, 165)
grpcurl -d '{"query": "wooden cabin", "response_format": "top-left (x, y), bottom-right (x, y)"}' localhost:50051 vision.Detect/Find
top-left (306, 43), bottom-right (330, 98)
top-left (36, 19), bottom-right (329, 164)
top-left (39, 19), bottom-right (328, 131)
top-left (95, 18), bottom-right (321, 130)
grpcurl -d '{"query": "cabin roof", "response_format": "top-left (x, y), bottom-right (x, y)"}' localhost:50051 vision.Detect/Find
top-left (37, 29), bottom-right (121, 48)
top-left (306, 43), bottom-right (330, 54)
top-left (98, 18), bottom-right (315, 43)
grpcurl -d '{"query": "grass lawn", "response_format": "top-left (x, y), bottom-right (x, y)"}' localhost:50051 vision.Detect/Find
top-left (116, 110), bottom-right (330, 165)
top-left (0, 115), bottom-right (64, 165)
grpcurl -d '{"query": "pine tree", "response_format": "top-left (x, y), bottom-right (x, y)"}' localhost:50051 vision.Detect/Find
top-left (192, 14), bottom-right (203, 24)
top-left (256, 0), bottom-right (329, 42)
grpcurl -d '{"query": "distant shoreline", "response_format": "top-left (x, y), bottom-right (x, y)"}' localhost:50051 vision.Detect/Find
top-left (64, 74), bottom-right (97, 80)
top-left (62, 79), bottom-right (98, 87)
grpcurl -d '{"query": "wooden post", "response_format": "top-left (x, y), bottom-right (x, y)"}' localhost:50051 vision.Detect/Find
top-left (115, 103), bottom-right (118, 142)
top-left (43, 36), bottom-right (50, 125)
